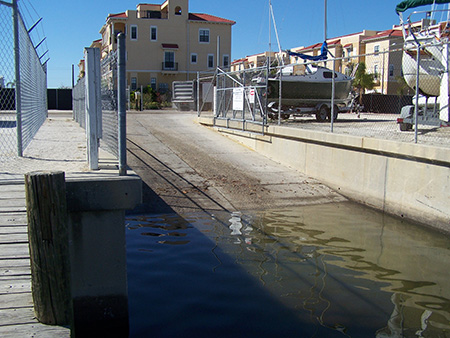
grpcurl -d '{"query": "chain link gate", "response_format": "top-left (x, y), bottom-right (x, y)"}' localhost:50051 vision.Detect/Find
top-left (198, 67), bottom-right (269, 132)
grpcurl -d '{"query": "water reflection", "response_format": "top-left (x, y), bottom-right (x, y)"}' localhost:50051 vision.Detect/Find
top-left (218, 203), bottom-right (450, 337)
top-left (127, 214), bottom-right (192, 246)
top-left (126, 202), bottom-right (450, 337)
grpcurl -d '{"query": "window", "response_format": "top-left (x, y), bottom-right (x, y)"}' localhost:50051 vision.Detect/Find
top-left (191, 53), bottom-right (197, 64)
top-left (374, 45), bottom-right (380, 54)
top-left (223, 55), bottom-right (230, 68)
top-left (159, 83), bottom-right (169, 93)
top-left (199, 29), bottom-right (210, 43)
top-left (346, 47), bottom-right (353, 57)
top-left (150, 26), bottom-right (157, 41)
top-left (131, 77), bottom-right (137, 90)
top-left (175, 6), bottom-right (182, 15)
top-left (374, 65), bottom-right (379, 79)
top-left (164, 51), bottom-right (175, 69)
top-left (389, 64), bottom-right (394, 77)
top-left (323, 71), bottom-right (337, 79)
top-left (130, 25), bottom-right (138, 40)
top-left (151, 77), bottom-right (157, 90)
top-left (207, 54), bottom-right (214, 68)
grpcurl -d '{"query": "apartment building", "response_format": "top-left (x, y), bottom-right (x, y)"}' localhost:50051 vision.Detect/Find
top-left (99, 0), bottom-right (235, 92)
top-left (361, 29), bottom-right (405, 95)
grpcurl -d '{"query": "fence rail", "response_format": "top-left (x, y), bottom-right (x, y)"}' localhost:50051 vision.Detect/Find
top-left (198, 44), bottom-right (450, 148)
top-left (0, 0), bottom-right (47, 159)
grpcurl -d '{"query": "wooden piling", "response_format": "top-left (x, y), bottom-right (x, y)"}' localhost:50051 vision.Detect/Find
top-left (24, 171), bottom-right (71, 325)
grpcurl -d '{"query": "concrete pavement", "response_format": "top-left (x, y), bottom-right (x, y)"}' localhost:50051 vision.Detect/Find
top-left (126, 110), bottom-right (346, 215)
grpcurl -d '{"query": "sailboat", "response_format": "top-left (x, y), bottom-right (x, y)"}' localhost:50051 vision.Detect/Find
top-left (397, 0), bottom-right (450, 97)
top-left (257, 0), bottom-right (353, 119)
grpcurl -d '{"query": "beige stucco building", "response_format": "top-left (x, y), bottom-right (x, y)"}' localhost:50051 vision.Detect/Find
top-left (361, 29), bottom-right (407, 95)
top-left (98, 0), bottom-right (235, 92)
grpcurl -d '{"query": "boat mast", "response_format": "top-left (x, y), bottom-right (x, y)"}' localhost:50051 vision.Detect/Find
top-left (268, 0), bottom-right (271, 67)
top-left (324, 0), bottom-right (327, 41)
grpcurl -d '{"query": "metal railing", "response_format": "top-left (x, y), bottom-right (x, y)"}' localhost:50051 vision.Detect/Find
top-left (198, 44), bottom-right (450, 148)
top-left (0, 0), bottom-right (47, 159)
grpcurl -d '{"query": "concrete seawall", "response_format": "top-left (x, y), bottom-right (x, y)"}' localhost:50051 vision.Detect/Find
top-left (199, 117), bottom-right (450, 233)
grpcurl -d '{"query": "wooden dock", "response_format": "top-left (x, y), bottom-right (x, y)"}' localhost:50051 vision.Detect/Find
top-left (0, 181), bottom-right (70, 337)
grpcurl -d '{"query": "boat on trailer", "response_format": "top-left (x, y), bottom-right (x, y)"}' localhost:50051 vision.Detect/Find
top-left (256, 0), bottom-right (353, 121)
top-left (263, 62), bottom-right (353, 111)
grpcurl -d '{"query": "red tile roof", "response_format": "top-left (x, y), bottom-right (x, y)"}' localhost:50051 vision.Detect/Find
top-left (108, 12), bottom-right (128, 19)
top-left (231, 57), bottom-right (248, 64)
top-left (189, 13), bottom-right (235, 24)
top-left (300, 39), bottom-right (341, 51)
top-left (362, 29), bottom-right (403, 42)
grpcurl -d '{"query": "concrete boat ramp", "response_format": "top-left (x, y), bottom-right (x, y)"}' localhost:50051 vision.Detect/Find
top-left (126, 111), bottom-right (346, 214)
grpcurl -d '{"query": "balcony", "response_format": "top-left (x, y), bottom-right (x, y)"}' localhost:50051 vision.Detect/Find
top-left (137, 10), bottom-right (168, 19)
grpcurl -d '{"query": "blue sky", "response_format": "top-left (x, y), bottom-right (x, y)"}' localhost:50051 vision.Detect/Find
top-left (16, 0), bottom-right (450, 88)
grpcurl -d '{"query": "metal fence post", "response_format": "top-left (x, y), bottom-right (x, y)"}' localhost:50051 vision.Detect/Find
top-left (331, 58), bottom-right (336, 133)
top-left (117, 33), bottom-right (127, 176)
top-left (84, 47), bottom-right (101, 170)
top-left (439, 43), bottom-right (450, 123)
top-left (12, 0), bottom-right (22, 156)
top-left (414, 43), bottom-right (420, 144)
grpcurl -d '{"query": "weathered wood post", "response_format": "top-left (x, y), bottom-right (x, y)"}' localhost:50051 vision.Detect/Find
top-left (24, 171), bottom-right (71, 325)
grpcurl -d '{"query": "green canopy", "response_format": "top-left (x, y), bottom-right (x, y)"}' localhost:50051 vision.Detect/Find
top-left (396, 0), bottom-right (450, 14)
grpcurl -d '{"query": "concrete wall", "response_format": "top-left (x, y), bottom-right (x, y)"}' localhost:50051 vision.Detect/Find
top-left (199, 117), bottom-right (450, 233)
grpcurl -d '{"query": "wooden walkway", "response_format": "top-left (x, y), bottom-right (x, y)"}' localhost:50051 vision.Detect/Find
top-left (0, 181), bottom-right (70, 337)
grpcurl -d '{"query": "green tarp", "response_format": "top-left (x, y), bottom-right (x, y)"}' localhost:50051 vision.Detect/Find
top-left (396, 0), bottom-right (450, 13)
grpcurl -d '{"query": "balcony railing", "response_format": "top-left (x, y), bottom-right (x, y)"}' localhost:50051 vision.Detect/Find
top-left (137, 10), bottom-right (168, 19)
top-left (162, 62), bottom-right (178, 71)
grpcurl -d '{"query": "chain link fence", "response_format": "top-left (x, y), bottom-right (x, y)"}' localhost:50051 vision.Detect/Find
top-left (72, 46), bottom-right (125, 168)
top-left (199, 44), bottom-right (450, 149)
top-left (0, 0), bottom-right (47, 159)
top-left (0, 2), bottom-right (18, 158)
top-left (100, 50), bottom-right (118, 158)
top-left (73, 76), bottom-right (85, 129)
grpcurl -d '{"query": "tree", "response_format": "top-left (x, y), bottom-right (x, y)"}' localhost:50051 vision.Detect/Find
top-left (352, 62), bottom-right (375, 103)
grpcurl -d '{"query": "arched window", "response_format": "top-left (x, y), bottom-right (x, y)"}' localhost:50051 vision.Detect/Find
top-left (175, 6), bottom-right (182, 15)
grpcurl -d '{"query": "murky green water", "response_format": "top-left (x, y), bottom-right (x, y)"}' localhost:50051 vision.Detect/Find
top-left (126, 202), bottom-right (450, 337)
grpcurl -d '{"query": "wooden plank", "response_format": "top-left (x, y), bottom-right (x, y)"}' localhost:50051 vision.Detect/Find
top-left (0, 266), bottom-right (31, 278)
top-left (0, 233), bottom-right (28, 245)
top-left (0, 213), bottom-right (27, 226)
top-left (0, 226), bottom-right (27, 235)
top-left (0, 322), bottom-right (70, 338)
top-left (0, 207), bottom-right (26, 213)
top-left (0, 279), bottom-right (31, 294)
top-left (0, 244), bottom-right (30, 259)
top-left (0, 307), bottom-right (36, 326)
top-left (0, 291), bottom-right (33, 309)
top-left (0, 185), bottom-right (25, 193)
top-left (0, 259), bottom-right (30, 268)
